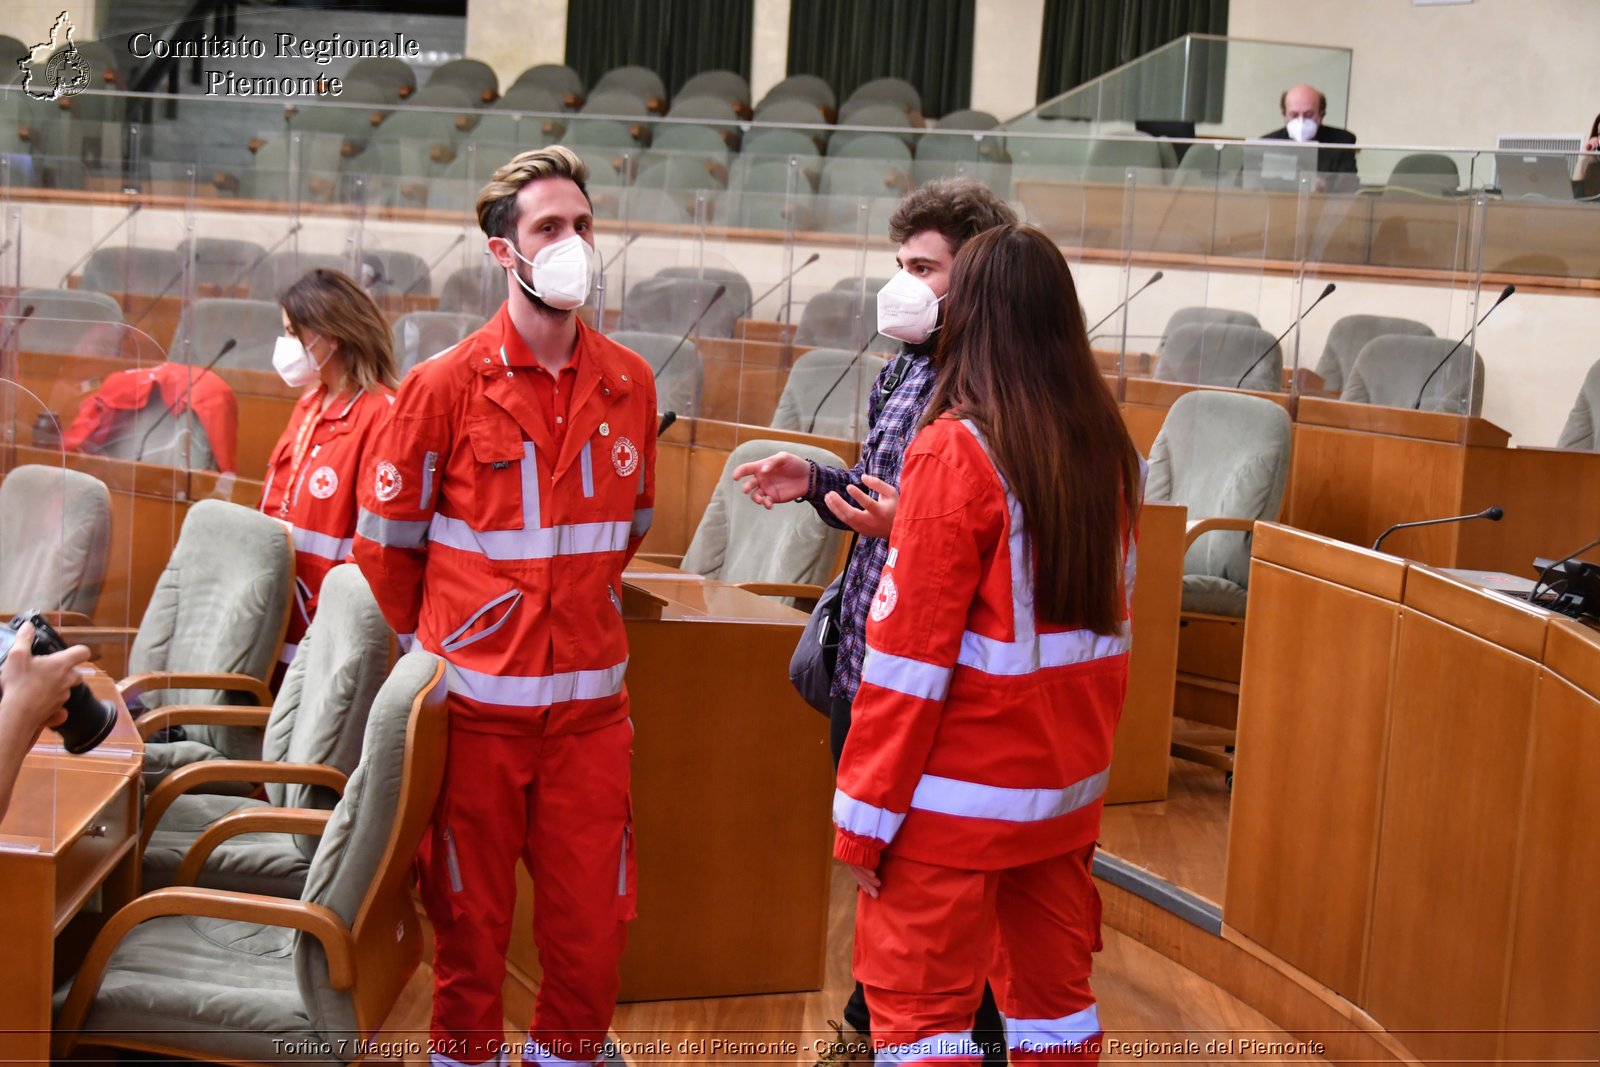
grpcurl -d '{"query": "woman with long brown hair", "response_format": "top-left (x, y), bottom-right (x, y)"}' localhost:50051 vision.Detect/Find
top-left (260, 268), bottom-right (399, 665)
top-left (832, 224), bottom-right (1141, 1065)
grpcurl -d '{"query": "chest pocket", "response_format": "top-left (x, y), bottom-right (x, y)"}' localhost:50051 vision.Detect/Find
top-left (465, 414), bottom-right (531, 530)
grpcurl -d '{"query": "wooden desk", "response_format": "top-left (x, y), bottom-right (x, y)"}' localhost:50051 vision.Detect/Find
top-left (0, 675), bottom-right (142, 1065)
top-left (1227, 524), bottom-right (1600, 1065)
top-left (502, 570), bottom-right (834, 1004)
top-left (1286, 397), bottom-right (1600, 572)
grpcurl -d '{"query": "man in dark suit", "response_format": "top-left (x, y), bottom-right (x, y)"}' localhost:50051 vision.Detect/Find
top-left (1261, 83), bottom-right (1358, 186)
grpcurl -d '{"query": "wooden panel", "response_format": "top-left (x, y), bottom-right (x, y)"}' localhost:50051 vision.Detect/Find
top-left (1106, 500), bottom-right (1184, 805)
top-left (1251, 522), bottom-right (1408, 602)
top-left (1285, 420), bottom-right (1469, 565)
top-left (1364, 609), bottom-right (1539, 1066)
top-left (1543, 617), bottom-right (1600, 700)
top-left (1403, 566), bottom-right (1548, 661)
top-left (1225, 560), bottom-right (1401, 1002)
top-left (1294, 397), bottom-right (1510, 448)
top-left (1456, 442), bottom-right (1600, 575)
top-left (1501, 669), bottom-right (1600, 1065)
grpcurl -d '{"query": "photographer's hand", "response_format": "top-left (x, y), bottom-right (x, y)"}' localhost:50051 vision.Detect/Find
top-left (0, 623), bottom-right (93, 819)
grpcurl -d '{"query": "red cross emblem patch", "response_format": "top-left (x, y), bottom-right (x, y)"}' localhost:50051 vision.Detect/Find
top-left (611, 436), bottom-right (639, 477)
top-left (308, 465), bottom-right (338, 500)
top-left (374, 460), bottom-right (402, 503)
top-left (870, 573), bottom-right (899, 623)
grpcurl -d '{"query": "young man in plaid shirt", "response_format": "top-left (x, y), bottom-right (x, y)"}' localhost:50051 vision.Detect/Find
top-left (733, 178), bottom-right (1016, 1066)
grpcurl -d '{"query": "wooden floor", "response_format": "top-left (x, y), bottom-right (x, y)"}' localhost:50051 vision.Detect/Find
top-left (1098, 736), bottom-right (1236, 906)
top-left (364, 850), bottom-right (1323, 1066)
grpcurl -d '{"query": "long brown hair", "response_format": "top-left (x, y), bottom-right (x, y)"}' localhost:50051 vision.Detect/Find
top-left (279, 268), bottom-right (399, 392)
top-left (922, 224), bottom-right (1141, 635)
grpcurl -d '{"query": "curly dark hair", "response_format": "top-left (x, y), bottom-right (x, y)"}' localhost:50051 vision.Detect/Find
top-left (887, 177), bottom-right (1017, 251)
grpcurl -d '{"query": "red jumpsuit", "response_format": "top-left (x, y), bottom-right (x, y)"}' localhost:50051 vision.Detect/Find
top-left (258, 384), bottom-right (395, 664)
top-left (353, 303), bottom-right (655, 1067)
top-left (834, 417), bottom-right (1136, 1066)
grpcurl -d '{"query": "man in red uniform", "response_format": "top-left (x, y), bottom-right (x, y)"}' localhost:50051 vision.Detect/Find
top-left (353, 146), bottom-right (656, 1067)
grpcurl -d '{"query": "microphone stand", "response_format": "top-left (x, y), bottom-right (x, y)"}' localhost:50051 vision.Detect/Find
top-left (1371, 505), bottom-right (1503, 553)
top-left (806, 333), bottom-right (881, 435)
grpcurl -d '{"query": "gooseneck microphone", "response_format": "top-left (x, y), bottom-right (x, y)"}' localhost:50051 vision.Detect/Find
top-left (402, 233), bottom-right (468, 298)
top-left (1413, 284), bottom-right (1514, 410)
top-left (1236, 282), bottom-right (1337, 389)
top-left (132, 338), bottom-right (236, 463)
top-left (749, 252), bottom-right (821, 317)
top-left (128, 265), bottom-right (189, 331)
top-left (807, 332), bottom-right (881, 435)
top-left (1371, 505), bottom-right (1503, 553)
top-left (1528, 533), bottom-right (1600, 607)
top-left (58, 204), bottom-right (141, 287)
top-left (655, 284), bottom-right (726, 382)
top-left (223, 223), bottom-right (304, 293)
top-left (1085, 271), bottom-right (1164, 336)
top-left (657, 410), bottom-right (676, 437)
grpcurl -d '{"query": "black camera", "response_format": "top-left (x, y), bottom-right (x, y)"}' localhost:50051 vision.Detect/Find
top-left (0, 612), bottom-right (115, 754)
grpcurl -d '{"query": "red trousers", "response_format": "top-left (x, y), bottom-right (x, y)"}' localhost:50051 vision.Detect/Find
top-left (419, 714), bottom-right (635, 1067)
top-left (854, 844), bottom-right (1103, 1065)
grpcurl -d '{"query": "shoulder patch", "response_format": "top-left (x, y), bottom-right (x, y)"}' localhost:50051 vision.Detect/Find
top-left (869, 572), bottom-right (899, 623)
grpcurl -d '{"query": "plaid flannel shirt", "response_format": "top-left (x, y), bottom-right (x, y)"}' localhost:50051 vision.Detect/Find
top-left (803, 345), bottom-right (937, 700)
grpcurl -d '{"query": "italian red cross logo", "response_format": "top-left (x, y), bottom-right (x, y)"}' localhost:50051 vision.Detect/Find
top-left (374, 460), bottom-right (402, 502)
top-left (870, 573), bottom-right (899, 622)
top-left (308, 465), bottom-right (338, 500)
top-left (611, 436), bottom-right (639, 477)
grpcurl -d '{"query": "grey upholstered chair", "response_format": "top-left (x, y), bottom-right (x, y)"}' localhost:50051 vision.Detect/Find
top-left (1147, 390), bottom-right (1293, 618)
top-left (0, 465), bottom-right (111, 619)
top-left (172, 297), bottom-right (284, 372)
top-left (137, 565), bottom-right (394, 897)
top-left (609, 329), bottom-right (703, 416)
top-left (618, 275), bottom-right (740, 339)
top-left (1342, 335), bottom-right (1485, 415)
top-left (1557, 358), bottom-right (1600, 450)
top-left (89, 398), bottom-right (220, 472)
top-left (392, 310), bottom-right (479, 375)
top-left (1147, 390), bottom-right (1292, 778)
top-left (679, 439), bottom-right (850, 602)
top-left (793, 289), bottom-right (893, 354)
top-left (118, 500), bottom-right (294, 789)
top-left (1157, 306), bottom-right (1260, 351)
top-left (15, 286), bottom-right (125, 357)
top-left (1313, 314), bottom-right (1434, 394)
top-left (769, 348), bottom-right (887, 440)
top-left (54, 652), bottom-right (448, 1065)
top-left (1155, 322), bottom-right (1283, 392)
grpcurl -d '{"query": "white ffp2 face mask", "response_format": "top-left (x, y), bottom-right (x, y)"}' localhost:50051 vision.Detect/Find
top-left (1286, 117), bottom-right (1319, 143)
top-left (505, 233), bottom-right (593, 311)
top-left (273, 334), bottom-right (328, 387)
top-left (876, 269), bottom-right (944, 345)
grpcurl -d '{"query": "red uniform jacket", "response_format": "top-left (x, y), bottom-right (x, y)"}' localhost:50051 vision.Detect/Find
top-left (259, 384), bottom-right (395, 662)
top-left (352, 305), bottom-right (656, 736)
top-left (62, 362), bottom-right (238, 473)
top-left (834, 417), bottom-right (1137, 872)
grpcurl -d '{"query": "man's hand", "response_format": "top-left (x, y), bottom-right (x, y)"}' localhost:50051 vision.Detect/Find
top-left (1, 623), bottom-right (92, 739)
top-left (846, 862), bottom-right (881, 898)
top-left (731, 451), bottom-right (810, 509)
top-left (823, 474), bottom-right (899, 539)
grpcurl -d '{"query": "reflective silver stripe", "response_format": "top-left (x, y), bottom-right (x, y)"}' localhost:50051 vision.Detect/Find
top-left (429, 516), bottom-right (632, 560)
top-left (524, 1040), bottom-right (599, 1067)
top-left (443, 826), bottom-right (463, 893)
top-left (877, 1032), bottom-right (983, 1066)
top-left (580, 441), bottom-right (594, 498)
top-left (832, 788), bottom-right (906, 843)
top-left (290, 526), bottom-right (353, 562)
top-left (910, 767), bottom-right (1109, 824)
top-left (957, 623), bottom-right (1131, 676)
top-left (445, 658), bottom-right (627, 706)
top-left (421, 449), bottom-right (438, 510)
top-left (356, 508), bottom-right (430, 548)
top-left (519, 439), bottom-right (541, 524)
top-left (617, 827), bottom-right (628, 895)
top-left (1002, 1004), bottom-right (1102, 1053)
top-left (630, 507), bottom-right (653, 538)
top-left (277, 641), bottom-right (299, 665)
top-left (438, 590), bottom-right (522, 653)
top-left (860, 647), bottom-right (951, 701)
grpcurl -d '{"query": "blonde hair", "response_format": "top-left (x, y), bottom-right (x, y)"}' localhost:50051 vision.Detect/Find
top-left (476, 145), bottom-right (591, 240)
top-left (279, 268), bottom-right (399, 392)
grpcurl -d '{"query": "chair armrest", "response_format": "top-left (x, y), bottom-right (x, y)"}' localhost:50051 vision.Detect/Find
top-left (1184, 517), bottom-right (1257, 550)
top-left (118, 671), bottom-right (273, 706)
top-left (136, 704), bottom-right (273, 740)
top-left (174, 808), bottom-right (332, 887)
top-left (4, 610), bottom-right (94, 626)
top-left (55, 625), bottom-right (137, 650)
top-left (734, 581), bottom-right (825, 600)
top-left (634, 552), bottom-right (684, 567)
top-left (141, 761), bottom-right (348, 850)
top-left (54, 887), bottom-right (355, 1054)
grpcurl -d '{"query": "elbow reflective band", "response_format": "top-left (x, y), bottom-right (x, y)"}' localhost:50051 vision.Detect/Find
top-left (356, 509), bottom-right (430, 548)
top-left (832, 789), bottom-right (906, 843)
